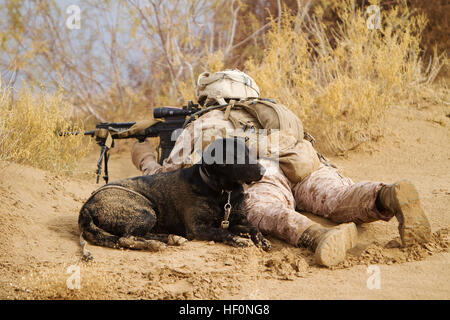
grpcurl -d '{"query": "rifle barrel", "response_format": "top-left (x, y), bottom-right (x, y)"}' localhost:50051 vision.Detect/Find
top-left (58, 130), bottom-right (98, 137)
top-left (97, 122), bottom-right (136, 130)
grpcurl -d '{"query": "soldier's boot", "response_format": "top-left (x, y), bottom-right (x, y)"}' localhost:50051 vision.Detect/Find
top-left (376, 180), bottom-right (431, 246)
top-left (298, 222), bottom-right (358, 267)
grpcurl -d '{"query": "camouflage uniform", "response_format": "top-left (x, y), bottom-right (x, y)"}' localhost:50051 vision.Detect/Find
top-left (131, 109), bottom-right (394, 246)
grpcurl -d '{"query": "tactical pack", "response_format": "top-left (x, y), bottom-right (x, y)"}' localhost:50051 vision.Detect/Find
top-left (219, 98), bottom-right (321, 182)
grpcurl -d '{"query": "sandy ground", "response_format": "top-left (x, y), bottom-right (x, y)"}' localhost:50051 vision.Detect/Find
top-left (0, 100), bottom-right (448, 300)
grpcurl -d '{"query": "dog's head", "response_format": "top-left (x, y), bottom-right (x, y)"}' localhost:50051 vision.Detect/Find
top-left (200, 137), bottom-right (265, 191)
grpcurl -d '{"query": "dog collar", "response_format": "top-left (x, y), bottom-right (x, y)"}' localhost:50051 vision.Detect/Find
top-left (199, 166), bottom-right (223, 193)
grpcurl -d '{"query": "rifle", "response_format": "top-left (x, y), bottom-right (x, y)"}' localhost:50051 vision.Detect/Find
top-left (62, 101), bottom-right (202, 184)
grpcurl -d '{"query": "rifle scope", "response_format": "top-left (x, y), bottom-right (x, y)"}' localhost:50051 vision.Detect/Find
top-left (153, 107), bottom-right (198, 119)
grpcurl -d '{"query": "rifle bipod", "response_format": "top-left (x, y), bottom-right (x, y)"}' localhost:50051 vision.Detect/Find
top-left (95, 132), bottom-right (114, 184)
top-left (95, 144), bottom-right (110, 184)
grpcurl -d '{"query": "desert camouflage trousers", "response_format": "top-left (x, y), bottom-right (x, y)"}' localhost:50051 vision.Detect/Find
top-left (131, 112), bottom-right (394, 246)
top-left (244, 159), bottom-right (393, 245)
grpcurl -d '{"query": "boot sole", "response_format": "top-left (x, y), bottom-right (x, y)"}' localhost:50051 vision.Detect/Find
top-left (315, 222), bottom-right (358, 267)
top-left (392, 180), bottom-right (432, 246)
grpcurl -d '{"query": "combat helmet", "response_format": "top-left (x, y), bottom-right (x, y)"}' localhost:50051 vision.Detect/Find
top-left (196, 69), bottom-right (260, 106)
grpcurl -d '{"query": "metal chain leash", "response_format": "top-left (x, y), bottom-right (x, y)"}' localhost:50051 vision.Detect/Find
top-left (221, 190), bottom-right (232, 229)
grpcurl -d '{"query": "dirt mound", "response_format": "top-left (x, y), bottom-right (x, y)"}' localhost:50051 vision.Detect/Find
top-left (335, 228), bottom-right (449, 269)
top-left (263, 248), bottom-right (310, 280)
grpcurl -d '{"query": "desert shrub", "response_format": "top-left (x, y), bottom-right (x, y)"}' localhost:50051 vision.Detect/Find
top-left (0, 84), bottom-right (91, 174)
top-left (245, 0), bottom-right (445, 155)
top-left (409, 0), bottom-right (449, 76)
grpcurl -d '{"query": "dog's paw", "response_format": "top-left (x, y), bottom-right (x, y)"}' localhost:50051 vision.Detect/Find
top-left (254, 235), bottom-right (272, 251)
top-left (259, 238), bottom-right (272, 251)
top-left (167, 234), bottom-right (188, 246)
top-left (228, 236), bottom-right (254, 248)
top-left (119, 236), bottom-right (167, 251)
top-left (118, 236), bottom-right (137, 248)
top-left (251, 233), bottom-right (271, 251)
top-left (146, 240), bottom-right (167, 251)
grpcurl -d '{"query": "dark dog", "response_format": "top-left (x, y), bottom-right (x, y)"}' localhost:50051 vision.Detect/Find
top-left (78, 138), bottom-right (271, 260)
